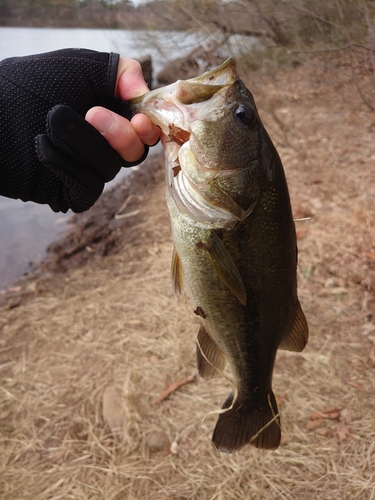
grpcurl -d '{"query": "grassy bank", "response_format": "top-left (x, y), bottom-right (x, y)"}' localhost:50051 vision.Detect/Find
top-left (1, 56), bottom-right (375, 498)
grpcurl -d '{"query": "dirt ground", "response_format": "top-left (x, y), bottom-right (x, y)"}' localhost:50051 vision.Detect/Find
top-left (0, 55), bottom-right (375, 499)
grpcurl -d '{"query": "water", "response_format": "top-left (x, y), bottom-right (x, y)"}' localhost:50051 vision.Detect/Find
top-left (0, 27), bottom-right (199, 290)
top-left (0, 27), bottom-right (200, 76)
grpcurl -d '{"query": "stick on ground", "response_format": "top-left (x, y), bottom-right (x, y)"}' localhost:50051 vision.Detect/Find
top-left (155, 374), bottom-right (197, 404)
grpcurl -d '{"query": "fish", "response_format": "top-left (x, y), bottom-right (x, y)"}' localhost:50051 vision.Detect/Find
top-left (130, 59), bottom-right (308, 453)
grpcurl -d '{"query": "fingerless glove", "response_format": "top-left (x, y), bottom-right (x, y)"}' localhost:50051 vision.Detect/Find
top-left (0, 49), bottom-right (145, 212)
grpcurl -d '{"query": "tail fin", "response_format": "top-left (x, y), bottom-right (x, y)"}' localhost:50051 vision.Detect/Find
top-left (212, 390), bottom-right (281, 453)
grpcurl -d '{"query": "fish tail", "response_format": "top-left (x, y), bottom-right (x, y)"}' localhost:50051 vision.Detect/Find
top-left (212, 390), bottom-right (281, 453)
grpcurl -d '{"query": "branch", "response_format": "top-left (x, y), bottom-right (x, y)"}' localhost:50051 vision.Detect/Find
top-left (155, 374), bottom-right (196, 404)
top-left (310, 60), bottom-right (375, 112)
top-left (290, 42), bottom-right (375, 54)
top-left (293, 5), bottom-right (345, 33)
top-left (364, 0), bottom-right (375, 87)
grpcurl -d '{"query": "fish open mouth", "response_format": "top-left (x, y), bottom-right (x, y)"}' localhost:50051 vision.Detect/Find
top-left (130, 58), bottom-right (244, 226)
top-left (168, 124), bottom-right (191, 147)
top-left (130, 57), bottom-right (238, 176)
top-left (163, 124), bottom-right (190, 178)
top-left (152, 80), bottom-right (230, 183)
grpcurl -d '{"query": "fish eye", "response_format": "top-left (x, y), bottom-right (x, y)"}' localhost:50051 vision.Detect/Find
top-left (234, 104), bottom-right (256, 126)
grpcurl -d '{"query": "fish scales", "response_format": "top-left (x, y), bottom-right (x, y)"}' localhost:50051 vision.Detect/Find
top-left (130, 59), bottom-right (308, 453)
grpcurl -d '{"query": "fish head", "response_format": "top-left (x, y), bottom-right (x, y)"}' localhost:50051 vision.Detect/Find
top-left (130, 58), bottom-right (238, 133)
top-left (130, 59), bottom-right (272, 227)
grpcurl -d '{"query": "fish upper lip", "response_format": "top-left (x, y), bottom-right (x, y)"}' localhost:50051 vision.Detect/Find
top-left (138, 80), bottom-right (229, 135)
top-left (139, 90), bottom-right (189, 134)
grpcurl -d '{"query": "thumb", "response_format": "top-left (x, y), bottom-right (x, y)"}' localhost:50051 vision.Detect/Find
top-left (115, 58), bottom-right (149, 101)
top-left (85, 106), bottom-right (147, 163)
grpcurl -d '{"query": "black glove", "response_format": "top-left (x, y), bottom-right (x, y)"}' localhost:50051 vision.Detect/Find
top-left (0, 49), bottom-right (148, 213)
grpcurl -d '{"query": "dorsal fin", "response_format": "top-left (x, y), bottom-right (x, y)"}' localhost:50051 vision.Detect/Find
top-left (205, 232), bottom-right (246, 306)
top-left (279, 301), bottom-right (308, 352)
top-left (171, 246), bottom-right (183, 299)
top-left (196, 324), bottom-right (227, 379)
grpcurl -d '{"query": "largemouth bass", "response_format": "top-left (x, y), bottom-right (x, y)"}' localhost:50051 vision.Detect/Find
top-left (131, 59), bottom-right (308, 453)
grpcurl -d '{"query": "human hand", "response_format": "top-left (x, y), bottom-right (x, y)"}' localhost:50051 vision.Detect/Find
top-left (0, 49), bottom-right (161, 213)
top-left (86, 58), bottom-right (160, 164)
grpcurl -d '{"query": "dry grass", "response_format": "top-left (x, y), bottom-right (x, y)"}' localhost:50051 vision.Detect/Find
top-left (1, 59), bottom-right (375, 499)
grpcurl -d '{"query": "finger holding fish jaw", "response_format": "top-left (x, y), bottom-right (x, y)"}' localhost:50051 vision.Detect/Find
top-left (131, 59), bottom-right (308, 453)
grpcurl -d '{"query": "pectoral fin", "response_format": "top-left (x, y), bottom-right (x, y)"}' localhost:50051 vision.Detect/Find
top-left (171, 246), bottom-right (183, 299)
top-left (196, 324), bottom-right (227, 379)
top-left (279, 301), bottom-right (309, 352)
top-left (205, 232), bottom-right (247, 306)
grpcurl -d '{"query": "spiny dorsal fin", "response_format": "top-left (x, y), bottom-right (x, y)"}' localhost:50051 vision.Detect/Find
top-left (205, 232), bottom-right (246, 306)
top-left (196, 324), bottom-right (227, 380)
top-left (279, 301), bottom-right (308, 352)
top-left (171, 246), bottom-right (183, 299)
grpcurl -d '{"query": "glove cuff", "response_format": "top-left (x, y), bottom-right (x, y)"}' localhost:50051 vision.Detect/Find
top-left (122, 145), bottom-right (150, 168)
top-left (105, 52), bottom-right (120, 103)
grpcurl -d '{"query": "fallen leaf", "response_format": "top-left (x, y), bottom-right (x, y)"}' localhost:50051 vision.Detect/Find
top-left (308, 411), bottom-right (325, 420)
top-left (340, 373), bottom-right (366, 392)
top-left (280, 433), bottom-right (289, 445)
top-left (146, 431), bottom-right (170, 453)
top-left (316, 427), bottom-right (331, 436)
top-left (170, 441), bottom-right (189, 459)
top-left (331, 287), bottom-right (348, 295)
top-left (83, 331), bottom-right (93, 342)
top-left (102, 385), bottom-right (127, 435)
top-left (276, 393), bottom-right (288, 407)
top-left (296, 228), bottom-right (309, 240)
top-left (7, 296), bottom-right (22, 309)
top-left (306, 419), bottom-right (324, 431)
top-left (347, 380), bottom-right (366, 392)
top-left (361, 323), bottom-right (375, 336)
top-left (340, 373), bottom-right (352, 384)
top-left (337, 420), bottom-right (355, 442)
top-left (308, 407), bottom-right (341, 421)
top-left (324, 408), bottom-right (341, 419)
top-left (364, 251), bottom-right (375, 262)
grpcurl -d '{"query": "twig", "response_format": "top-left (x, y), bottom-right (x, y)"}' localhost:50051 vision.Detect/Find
top-left (266, 108), bottom-right (306, 158)
top-left (345, 41), bottom-right (375, 112)
top-left (155, 374), bottom-right (196, 403)
top-left (364, 0), bottom-right (375, 87)
top-left (290, 42), bottom-right (375, 54)
top-left (295, 2), bottom-right (375, 113)
top-left (293, 5), bottom-right (344, 33)
top-left (115, 194), bottom-right (143, 220)
top-left (364, 252), bottom-right (375, 262)
top-left (312, 55), bottom-right (375, 112)
top-left (335, 0), bottom-right (345, 24)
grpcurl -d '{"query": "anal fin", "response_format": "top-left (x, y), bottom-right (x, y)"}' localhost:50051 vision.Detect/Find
top-left (212, 390), bottom-right (281, 453)
top-left (196, 324), bottom-right (227, 379)
top-left (279, 301), bottom-right (309, 352)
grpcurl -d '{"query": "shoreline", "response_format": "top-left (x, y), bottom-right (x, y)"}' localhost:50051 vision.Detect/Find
top-left (0, 152), bottom-right (165, 308)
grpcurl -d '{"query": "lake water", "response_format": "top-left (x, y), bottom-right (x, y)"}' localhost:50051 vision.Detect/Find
top-left (0, 27), bottom-right (200, 290)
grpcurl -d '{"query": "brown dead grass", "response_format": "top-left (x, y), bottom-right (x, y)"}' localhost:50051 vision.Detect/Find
top-left (1, 58), bottom-right (375, 499)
